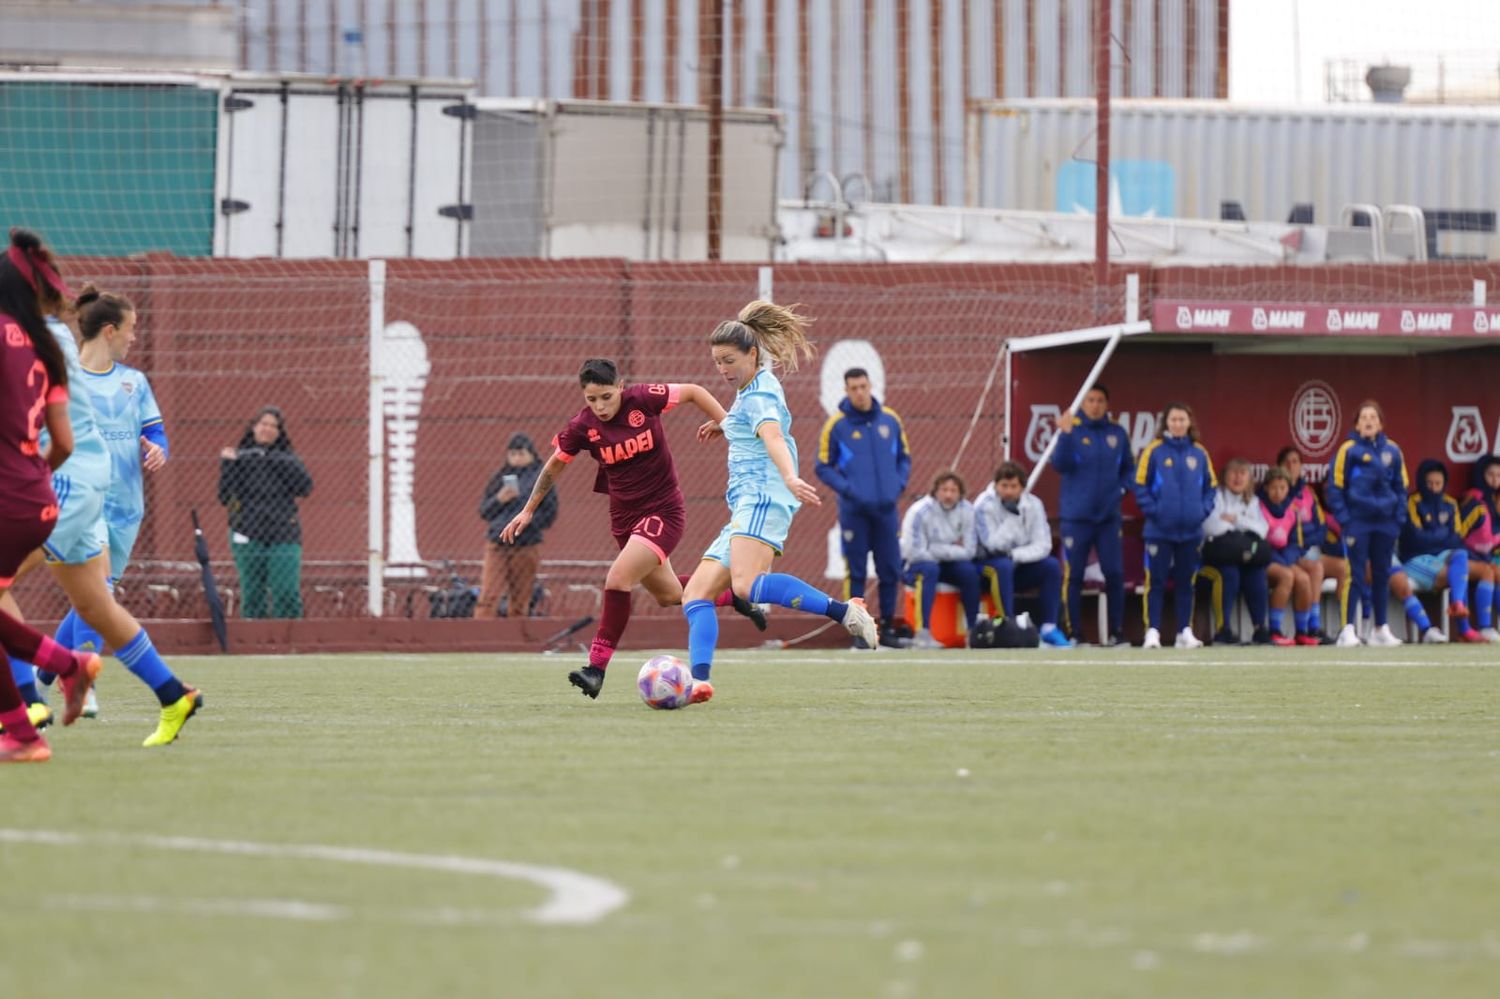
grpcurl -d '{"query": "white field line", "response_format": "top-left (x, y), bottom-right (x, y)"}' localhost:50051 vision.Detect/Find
top-left (0, 828), bottom-right (627, 927)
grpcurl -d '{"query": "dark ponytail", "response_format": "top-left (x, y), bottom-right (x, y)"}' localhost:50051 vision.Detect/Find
top-left (0, 228), bottom-right (68, 389)
top-left (76, 283), bottom-right (135, 342)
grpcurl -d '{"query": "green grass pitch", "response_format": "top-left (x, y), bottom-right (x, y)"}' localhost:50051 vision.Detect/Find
top-left (3, 645), bottom-right (1497, 998)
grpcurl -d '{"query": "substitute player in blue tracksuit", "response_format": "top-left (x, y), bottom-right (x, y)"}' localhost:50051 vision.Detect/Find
top-left (1050, 384), bottom-right (1133, 644)
top-left (815, 368), bottom-right (910, 644)
top-left (1133, 402), bottom-right (1216, 649)
top-left (1325, 401), bottom-right (1409, 646)
top-left (1400, 458), bottom-right (1491, 643)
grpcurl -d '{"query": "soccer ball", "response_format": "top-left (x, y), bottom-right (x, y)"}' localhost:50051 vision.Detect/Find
top-left (637, 654), bottom-right (693, 710)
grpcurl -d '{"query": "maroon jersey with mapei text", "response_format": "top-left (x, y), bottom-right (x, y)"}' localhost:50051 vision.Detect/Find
top-left (551, 383), bottom-right (685, 534)
top-left (0, 314), bottom-right (64, 521)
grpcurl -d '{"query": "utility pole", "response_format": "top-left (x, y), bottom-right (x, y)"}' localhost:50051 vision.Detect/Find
top-left (1094, 0), bottom-right (1112, 317)
top-left (707, 0), bottom-right (724, 261)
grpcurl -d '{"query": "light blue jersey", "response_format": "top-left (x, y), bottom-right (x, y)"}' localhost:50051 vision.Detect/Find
top-left (79, 361), bottom-right (162, 527)
top-left (38, 318), bottom-right (112, 564)
top-left (39, 318), bottom-right (110, 488)
top-left (722, 369), bottom-right (800, 509)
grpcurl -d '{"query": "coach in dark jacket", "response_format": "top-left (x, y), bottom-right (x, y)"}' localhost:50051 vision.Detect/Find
top-left (814, 368), bottom-right (910, 642)
top-left (218, 405), bottom-right (314, 618)
top-left (475, 432), bottom-right (557, 617)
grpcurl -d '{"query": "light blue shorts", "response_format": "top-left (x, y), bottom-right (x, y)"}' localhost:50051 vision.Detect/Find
top-left (702, 493), bottom-right (797, 564)
top-left (1401, 552), bottom-right (1453, 592)
top-left (42, 472), bottom-right (108, 566)
top-left (105, 516), bottom-right (142, 581)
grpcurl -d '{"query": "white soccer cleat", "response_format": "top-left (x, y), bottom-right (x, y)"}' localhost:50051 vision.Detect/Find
top-left (840, 597), bottom-right (879, 648)
top-left (1175, 628), bottom-right (1203, 649)
top-left (1480, 627), bottom-right (1500, 644)
top-left (1369, 624), bottom-right (1403, 647)
top-left (1142, 627), bottom-right (1162, 649)
top-left (1421, 626), bottom-right (1448, 644)
top-left (909, 629), bottom-right (945, 650)
top-left (1335, 624), bottom-right (1362, 647)
top-left (82, 688), bottom-right (99, 719)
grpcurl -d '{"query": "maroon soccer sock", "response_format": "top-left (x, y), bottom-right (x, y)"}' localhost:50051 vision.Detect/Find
top-left (0, 612), bottom-right (78, 678)
top-left (589, 589), bottom-right (633, 669)
top-left (675, 575), bottom-right (734, 608)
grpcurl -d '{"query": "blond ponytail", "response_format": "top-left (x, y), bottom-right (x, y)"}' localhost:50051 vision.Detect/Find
top-left (709, 300), bottom-right (816, 374)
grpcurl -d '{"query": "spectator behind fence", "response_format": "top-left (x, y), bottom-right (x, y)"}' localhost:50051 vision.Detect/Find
top-left (1326, 400), bottom-right (1408, 647)
top-left (1050, 383), bottom-right (1133, 646)
top-left (814, 367), bottom-right (910, 646)
top-left (1200, 457), bottom-right (1273, 646)
top-left (1399, 459), bottom-right (1491, 643)
top-left (1259, 467), bottom-right (1323, 646)
top-left (900, 470), bottom-right (980, 650)
top-left (218, 406), bottom-right (313, 619)
top-left (974, 461), bottom-right (1074, 647)
top-left (475, 432), bottom-right (557, 618)
top-left (1275, 447), bottom-right (1346, 643)
top-left (1133, 402), bottom-right (1215, 649)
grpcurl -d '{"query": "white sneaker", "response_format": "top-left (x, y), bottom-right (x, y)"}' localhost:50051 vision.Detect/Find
top-left (1175, 628), bottom-right (1203, 649)
top-left (1369, 624), bottom-right (1403, 647)
top-left (841, 597), bottom-right (879, 648)
top-left (1142, 627), bottom-right (1162, 649)
top-left (82, 687), bottom-right (99, 719)
top-left (909, 629), bottom-right (945, 650)
top-left (1335, 624), bottom-right (1362, 647)
top-left (1015, 612), bottom-right (1033, 632)
top-left (1480, 627), bottom-right (1500, 644)
top-left (1421, 626), bottom-right (1448, 644)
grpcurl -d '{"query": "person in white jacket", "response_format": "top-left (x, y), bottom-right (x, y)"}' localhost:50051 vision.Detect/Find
top-left (974, 462), bottom-right (1074, 647)
top-left (901, 470), bottom-right (981, 649)
top-left (1199, 457), bottom-right (1277, 646)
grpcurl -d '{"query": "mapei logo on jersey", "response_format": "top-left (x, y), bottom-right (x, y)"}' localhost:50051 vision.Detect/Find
top-left (1251, 307), bottom-right (1306, 332)
top-left (1400, 309), bottom-right (1453, 333)
top-left (627, 409), bottom-right (645, 428)
top-left (598, 429), bottom-right (656, 465)
top-left (1174, 306), bottom-right (1231, 330)
top-left (1445, 406), bottom-right (1492, 462)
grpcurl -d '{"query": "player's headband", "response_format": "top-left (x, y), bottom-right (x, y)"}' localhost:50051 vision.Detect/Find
top-left (6, 244), bottom-right (74, 301)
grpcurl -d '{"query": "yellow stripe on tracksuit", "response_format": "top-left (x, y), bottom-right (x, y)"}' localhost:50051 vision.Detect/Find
top-left (816, 412), bottom-right (845, 464)
top-left (1198, 565), bottom-right (1225, 632)
top-left (911, 575), bottom-right (925, 630)
top-left (981, 564), bottom-right (1005, 620)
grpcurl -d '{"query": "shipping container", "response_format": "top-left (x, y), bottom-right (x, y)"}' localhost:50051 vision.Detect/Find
top-left (214, 74), bottom-right (475, 258)
top-left (0, 70), bottom-right (475, 259)
top-left (470, 98), bottom-right (781, 260)
top-left (969, 98), bottom-right (1500, 259)
top-left (238, 0), bottom-right (1227, 207)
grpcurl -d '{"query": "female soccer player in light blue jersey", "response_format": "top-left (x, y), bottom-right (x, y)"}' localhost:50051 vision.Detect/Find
top-left (4, 287), bottom-right (203, 747)
top-left (679, 301), bottom-right (878, 704)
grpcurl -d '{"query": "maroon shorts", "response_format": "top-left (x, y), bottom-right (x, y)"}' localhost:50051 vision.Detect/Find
top-left (611, 504), bottom-right (686, 564)
top-left (0, 508), bottom-right (54, 586)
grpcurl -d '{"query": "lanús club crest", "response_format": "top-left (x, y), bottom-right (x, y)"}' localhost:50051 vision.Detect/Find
top-left (1445, 406), bottom-right (1489, 462)
top-left (1023, 404), bottom-right (1061, 462)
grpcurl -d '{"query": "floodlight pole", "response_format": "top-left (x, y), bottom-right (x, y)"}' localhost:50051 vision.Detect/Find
top-left (1094, 0), bottom-right (1112, 317)
top-left (706, 0), bottom-right (724, 261)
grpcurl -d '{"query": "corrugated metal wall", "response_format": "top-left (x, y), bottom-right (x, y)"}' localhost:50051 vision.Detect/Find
top-left (239, 1), bottom-right (1227, 205)
top-left (974, 99), bottom-right (1500, 255)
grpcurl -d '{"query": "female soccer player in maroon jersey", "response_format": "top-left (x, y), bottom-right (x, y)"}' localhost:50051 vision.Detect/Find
top-left (500, 358), bottom-right (764, 698)
top-left (0, 229), bottom-right (103, 762)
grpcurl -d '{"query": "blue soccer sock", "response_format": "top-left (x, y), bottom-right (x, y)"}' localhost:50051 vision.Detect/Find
top-left (1308, 603), bottom-right (1322, 634)
top-left (1446, 552), bottom-right (1470, 604)
top-left (1476, 581), bottom-right (1494, 629)
top-left (748, 573), bottom-right (838, 619)
top-left (1269, 607), bottom-right (1285, 635)
top-left (117, 629), bottom-right (185, 706)
top-left (683, 599), bottom-right (718, 681)
top-left (1293, 610), bottom-right (1310, 634)
top-left (1403, 596), bottom-right (1431, 631)
top-left (59, 607), bottom-right (106, 655)
top-left (9, 656), bottom-right (41, 706)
